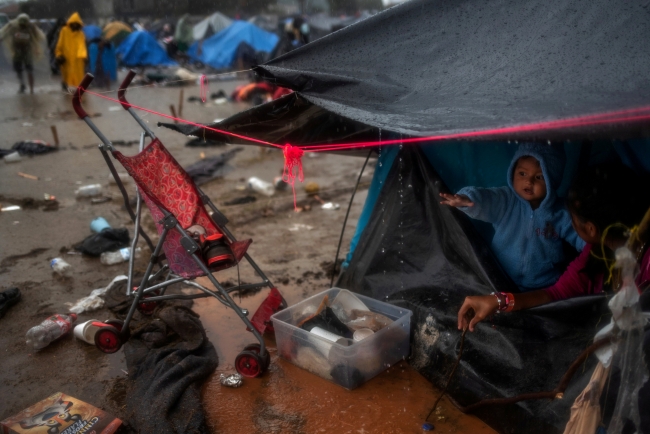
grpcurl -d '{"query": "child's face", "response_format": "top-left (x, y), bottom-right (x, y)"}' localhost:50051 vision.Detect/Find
top-left (570, 211), bottom-right (600, 244)
top-left (513, 156), bottom-right (546, 209)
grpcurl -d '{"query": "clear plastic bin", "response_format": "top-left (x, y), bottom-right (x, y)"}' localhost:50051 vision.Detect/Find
top-left (271, 287), bottom-right (412, 389)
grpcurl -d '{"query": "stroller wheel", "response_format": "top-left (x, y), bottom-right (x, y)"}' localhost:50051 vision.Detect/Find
top-left (134, 287), bottom-right (159, 315)
top-left (235, 350), bottom-right (265, 378)
top-left (105, 319), bottom-right (130, 340)
top-left (243, 343), bottom-right (271, 370)
top-left (94, 326), bottom-right (122, 354)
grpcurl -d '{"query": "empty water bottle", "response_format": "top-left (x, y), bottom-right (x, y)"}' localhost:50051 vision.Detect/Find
top-left (247, 177), bottom-right (275, 197)
top-left (100, 247), bottom-right (141, 265)
top-left (50, 257), bottom-right (71, 275)
top-left (25, 313), bottom-right (77, 350)
top-left (3, 151), bottom-right (22, 163)
top-left (75, 184), bottom-right (103, 198)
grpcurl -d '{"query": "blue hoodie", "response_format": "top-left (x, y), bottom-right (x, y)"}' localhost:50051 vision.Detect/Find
top-left (457, 143), bottom-right (585, 290)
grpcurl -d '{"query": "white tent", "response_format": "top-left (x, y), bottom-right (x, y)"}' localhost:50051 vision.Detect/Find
top-left (192, 12), bottom-right (232, 41)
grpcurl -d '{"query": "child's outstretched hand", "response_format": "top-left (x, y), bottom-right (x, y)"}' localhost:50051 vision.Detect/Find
top-left (439, 193), bottom-right (474, 208)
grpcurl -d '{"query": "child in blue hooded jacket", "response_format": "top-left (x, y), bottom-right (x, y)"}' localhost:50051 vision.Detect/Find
top-left (440, 143), bottom-right (585, 290)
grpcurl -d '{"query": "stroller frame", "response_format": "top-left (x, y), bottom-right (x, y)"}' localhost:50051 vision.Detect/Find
top-left (72, 71), bottom-right (284, 377)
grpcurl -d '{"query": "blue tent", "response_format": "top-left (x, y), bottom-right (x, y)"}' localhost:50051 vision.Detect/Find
top-left (188, 20), bottom-right (278, 69)
top-left (115, 31), bottom-right (176, 67)
top-left (83, 25), bottom-right (102, 41)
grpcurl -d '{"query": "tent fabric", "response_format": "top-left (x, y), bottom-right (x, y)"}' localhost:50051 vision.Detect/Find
top-left (187, 21), bottom-right (279, 69)
top-left (192, 12), bottom-right (232, 41)
top-left (337, 145), bottom-right (609, 434)
top-left (82, 24), bottom-right (101, 41)
top-left (115, 30), bottom-right (176, 67)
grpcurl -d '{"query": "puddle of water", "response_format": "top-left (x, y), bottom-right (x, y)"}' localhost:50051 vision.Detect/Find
top-left (192, 278), bottom-right (495, 434)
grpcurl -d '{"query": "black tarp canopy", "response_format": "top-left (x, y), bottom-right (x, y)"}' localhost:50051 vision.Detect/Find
top-left (163, 0), bottom-right (650, 145)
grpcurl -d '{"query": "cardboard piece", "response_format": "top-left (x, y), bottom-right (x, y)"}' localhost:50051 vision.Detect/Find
top-left (1, 392), bottom-right (121, 434)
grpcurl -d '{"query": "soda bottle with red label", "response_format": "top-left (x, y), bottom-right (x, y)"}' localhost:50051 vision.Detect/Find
top-left (25, 313), bottom-right (78, 350)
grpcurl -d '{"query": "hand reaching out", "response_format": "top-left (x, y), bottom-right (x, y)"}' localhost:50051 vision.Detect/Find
top-left (457, 295), bottom-right (498, 332)
top-left (439, 193), bottom-right (474, 208)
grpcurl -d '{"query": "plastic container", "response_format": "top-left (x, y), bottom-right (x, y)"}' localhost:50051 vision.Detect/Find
top-left (73, 319), bottom-right (100, 344)
top-left (100, 247), bottom-right (141, 265)
top-left (271, 287), bottom-right (412, 389)
top-left (50, 257), bottom-right (71, 275)
top-left (25, 313), bottom-right (77, 350)
top-left (75, 184), bottom-right (103, 198)
top-left (3, 151), bottom-right (22, 163)
top-left (90, 217), bottom-right (111, 233)
top-left (247, 177), bottom-right (275, 197)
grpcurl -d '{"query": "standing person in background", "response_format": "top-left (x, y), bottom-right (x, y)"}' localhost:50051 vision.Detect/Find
top-left (87, 37), bottom-right (117, 90)
top-left (46, 18), bottom-right (65, 75)
top-left (55, 12), bottom-right (86, 91)
top-left (0, 13), bottom-right (45, 94)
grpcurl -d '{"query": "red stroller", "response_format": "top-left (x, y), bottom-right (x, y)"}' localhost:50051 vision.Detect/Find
top-left (72, 71), bottom-right (285, 377)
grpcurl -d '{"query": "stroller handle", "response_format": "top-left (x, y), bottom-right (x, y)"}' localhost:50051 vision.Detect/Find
top-left (118, 70), bottom-right (137, 110)
top-left (73, 73), bottom-right (95, 119)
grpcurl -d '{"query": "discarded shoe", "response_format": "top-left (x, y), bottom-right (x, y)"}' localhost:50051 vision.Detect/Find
top-left (0, 287), bottom-right (21, 319)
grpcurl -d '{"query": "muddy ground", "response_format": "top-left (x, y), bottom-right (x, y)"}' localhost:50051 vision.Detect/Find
top-left (0, 55), bottom-right (494, 433)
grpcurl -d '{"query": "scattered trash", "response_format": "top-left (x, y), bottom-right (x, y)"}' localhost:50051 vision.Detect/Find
top-left (91, 196), bottom-right (112, 205)
top-left (273, 176), bottom-right (288, 191)
top-left (304, 182), bottom-right (320, 195)
top-left (17, 172), bottom-right (38, 181)
top-left (219, 373), bottom-right (243, 388)
top-left (3, 152), bottom-right (21, 163)
top-left (50, 257), bottom-right (71, 275)
top-left (0, 392), bottom-right (122, 433)
top-left (247, 177), bottom-right (275, 197)
top-left (90, 217), bottom-right (111, 233)
top-left (223, 196), bottom-right (256, 206)
top-left (308, 153), bottom-right (320, 159)
top-left (0, 140), bottom-right (56, 157)
top-left (0, 287), bottom-right (21, 319)
top-left (109, 106), bottom-right (122, 111)
top-left (43, 193), bottom-right (56, 201)
top-left (321, 202), bottom-right (341, 210)
top-left (294, 204), bottom-right (312, 213)
top-left (73, 318), bottom-right (101, 343)
top-left (1, 205), bottom-right (21, 212)
top-left (100, 247), bottom-right (141, 265)
top-left (422, 422), bottom-right (435, 431)
top-left (21, 122), bottom-right (33, 127)
top-left (25, 313), bottom-right (77, 350)
top-left (288, 223), bottom-right (313, 231)
top-left (75, 183), bottom-right (103, 198)
top-left (185, 148), bottom-right (242, 185)
top-left (68, 275), bottom-right (128, 314)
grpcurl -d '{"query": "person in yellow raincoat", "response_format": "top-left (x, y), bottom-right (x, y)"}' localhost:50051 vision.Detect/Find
top-left (55, 12), bottom-right (87, 90)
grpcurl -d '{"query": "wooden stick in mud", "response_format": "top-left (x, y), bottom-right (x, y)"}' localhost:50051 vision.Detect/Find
top-left (170, 105), bottom-right (178, 123)
top-left (17, 172), bottom-right (39, 180)
top-left (50, 125), bottom-right (59, 147)
top-left (178, 89), bottom-right (184, 118)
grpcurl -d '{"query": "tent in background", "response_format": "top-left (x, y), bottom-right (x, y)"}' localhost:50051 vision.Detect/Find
top-left (161, 1), bottom-right (650, 432)
top-left (115, 31), bottom-right (176, 67)
top-left (187, 21), bottom-right (278, 70)
top-left (82, 24), bottom-right (101, 41)
top-left (102, 21), bottom-right (131, 47)
top-left (192, 12), bottom-right (232, 41)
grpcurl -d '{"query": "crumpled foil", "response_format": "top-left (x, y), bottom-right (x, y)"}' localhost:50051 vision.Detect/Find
top-left (220, 373), bottom-right (243, 388)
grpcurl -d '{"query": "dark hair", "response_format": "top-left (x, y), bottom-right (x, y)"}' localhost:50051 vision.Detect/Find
top-left (567, 163), bottom-right (649, 231)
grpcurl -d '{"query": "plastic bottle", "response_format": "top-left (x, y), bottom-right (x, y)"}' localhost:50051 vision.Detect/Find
top-left (247, 177), bottom-right (275, 197)
top-left (75, 184), bottom-right (103, 198)
top-left (100, 247), bottom-right (141, 265)
top-left (25, 313), bottom-right (78, 350)
top-left (50, 257), bottom-right (71, 275)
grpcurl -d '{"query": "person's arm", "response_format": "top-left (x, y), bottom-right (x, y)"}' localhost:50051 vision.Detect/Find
top-left (556, 209), bottom-right (586, 251)
top-left (54, 29), bottom-right (64, 59)
top-left (457, 290), bottom-right (552, 332)
top-left (441, 186), bottom-right (510, 224)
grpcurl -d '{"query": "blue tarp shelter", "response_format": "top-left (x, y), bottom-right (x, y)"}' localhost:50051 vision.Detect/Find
top-left (187, 21), bottom-right (278, 69)
top-left (83, 25), bottom-right (102, 41)
top-left (115, 31), bottom-right (176, 67)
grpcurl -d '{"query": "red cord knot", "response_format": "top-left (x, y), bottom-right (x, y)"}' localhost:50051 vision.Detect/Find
top-left (200, 74), bottom-right (208, 103)
top-left (282, 144), bottom-right (304, 210)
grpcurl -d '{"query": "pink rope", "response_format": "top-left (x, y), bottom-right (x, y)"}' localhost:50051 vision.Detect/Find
top-left (282, 144), bottom-right (305, 209)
